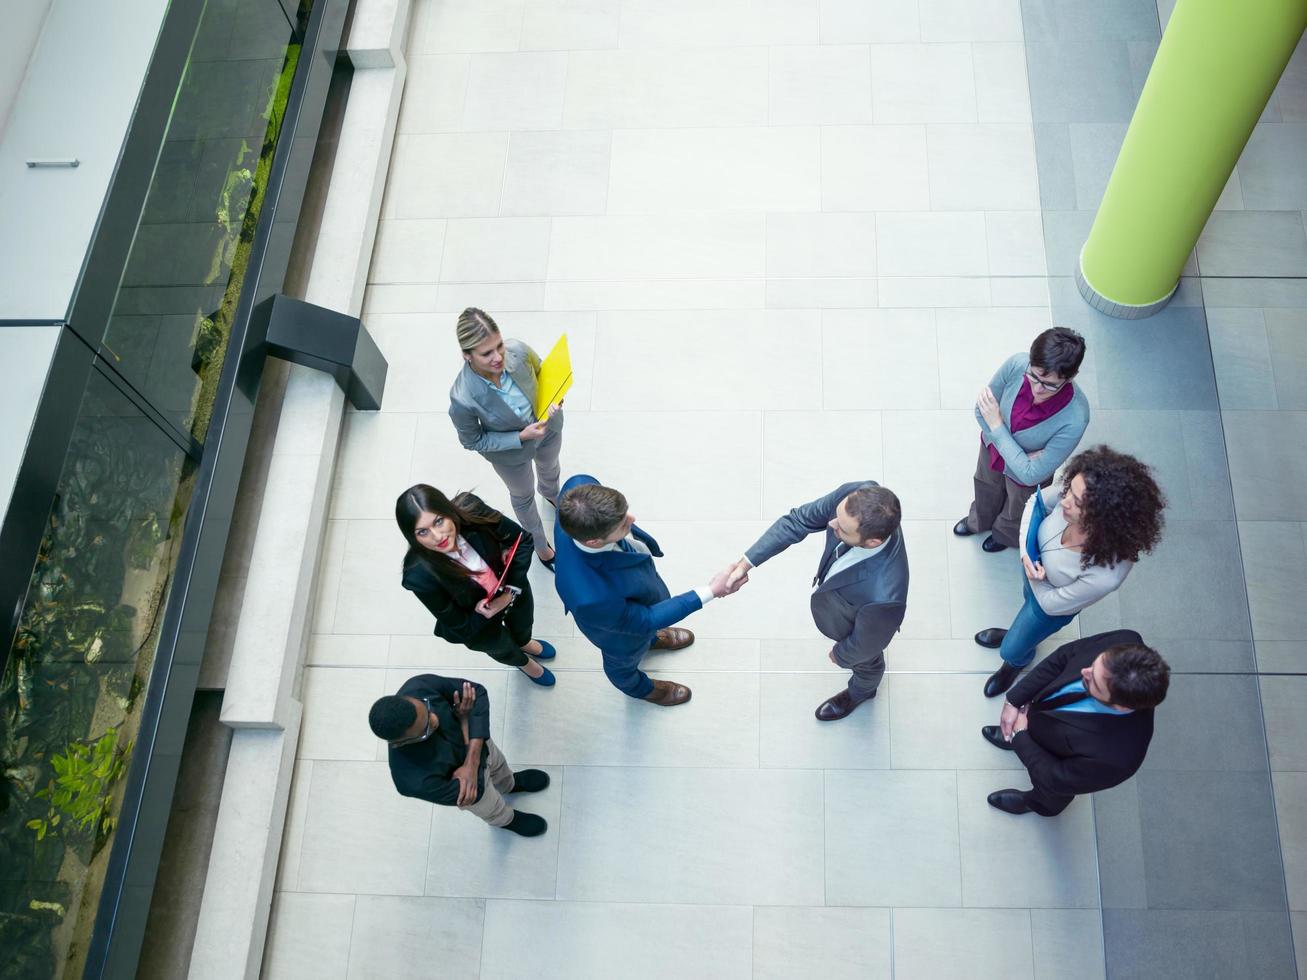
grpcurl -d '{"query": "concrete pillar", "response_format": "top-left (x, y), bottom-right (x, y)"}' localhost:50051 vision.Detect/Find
top-left (1077, 0), bottom-right (1307, 318)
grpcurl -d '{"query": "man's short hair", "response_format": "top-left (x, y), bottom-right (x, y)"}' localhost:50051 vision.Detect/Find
top-left (369, 695), bottom-right (417, 740)
top-left (558, 484), bottom-right (628, 541)
top-left (843, 485), bottom-right (901, 542)
top-left (1104, 643), bottom-right (1170, 710)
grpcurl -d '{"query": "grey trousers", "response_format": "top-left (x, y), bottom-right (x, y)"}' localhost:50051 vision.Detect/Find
top-left (461, 739), bottom-right (517, 827)
top-left (834, 643), bottom-right (886, 700)
top-left (966, 443), bottom-right (1048, 549)
top-left (489, 426), bottom-right (563, 556)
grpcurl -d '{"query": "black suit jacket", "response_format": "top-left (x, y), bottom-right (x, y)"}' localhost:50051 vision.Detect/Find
top-left (1007, 630), bottom-right (1155, 798)
top-left (401, 494), bottom-right (533, 645)
top-left (745, 481), bottom-right (909, 666)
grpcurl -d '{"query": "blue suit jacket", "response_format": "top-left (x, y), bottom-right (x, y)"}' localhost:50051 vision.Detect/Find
top-left (553, 474), bottom-right (702, 659)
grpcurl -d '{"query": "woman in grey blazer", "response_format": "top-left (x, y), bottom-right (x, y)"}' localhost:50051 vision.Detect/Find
top-left (954, 327), bottom-right (1090, 553)
top-left (449, 308), bottom-right (564, 570)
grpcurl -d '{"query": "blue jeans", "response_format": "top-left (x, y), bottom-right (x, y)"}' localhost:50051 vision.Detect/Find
top-left (999, 579), bottom-right (1075, 668)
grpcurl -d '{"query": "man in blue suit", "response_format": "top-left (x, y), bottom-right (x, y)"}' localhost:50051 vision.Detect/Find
top-left (554, 475), bottom-right (742, 706)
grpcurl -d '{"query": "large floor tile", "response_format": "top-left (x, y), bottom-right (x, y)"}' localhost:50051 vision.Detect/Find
top-left (880, 410), bottom-right (983, 517)
top-left (926, 124), bottom-right (1040, 210)
top-left (761, 411), bottom-right (883, 516)
top-left (520, 0), bottom-right (621, 51)
top-left (1143, 674), bottom-right (1272, 773)
top-left (591, 309), bottom-right (822, 411)
top-left (500, 130), bottom-right (611, 217)
top-left (1238, 124), bottom-right (1307, 211)
top-left (1077, 308), bottom-right (1219, 410)
top-left (424, 765), bottom-right (563, 899)
top-left (331, 520), bottom-right (435, 635)
top-left (1102, 908), bottom-right (1297, 980)
top-left (410, 0), bottom-right (525, 54)
top-left (1025, 42), bottom-right (1137, 124)
top-left (618, 0), bottom-right (819, 48)
top-left (1273, 771), bottom-right (1307, 912)
top-left (329, 412), bottom-right (419, 520)
top-left (1031, 908), bottom-right (1106, 980)
top-left (920, 0), bottom-right (1023, 41)
top-left (461, 51), bottom-right (567, 131)
top-left (895, 519), bottom-right (954, 640)
top-left (893, 907), bottom-right (1036, 980)
top-left (975, 42), bottom-right (1034, 124)
top-left (876, 212), bottom-right (990, 276)
top-left (396, 54), bottom-right (470, 133)
top-left (956, 771), bottom-right (1099, 908)
top-left (770, 45), bottom-right (873, 125)
top-left (369, 219), bottom-right (446, 284)
top-left (346, 896), bottom-right (484, 979)
top-left (987, 210), bottom-right (1049, 276)
top-left (298, 761), bottom-right (433, 894)
top-left (499, 669), bottom-right (760, 768)
top-left (262, 893), bottom-right (355, 980)
top-left (1225, 412), bottom-right (1307, 521)
top-left (481, 900), bottom-right (753, 980)
top-left (1261, 676), bottom-right (1307, 772)
top-left (381, 133), bottom-right (509, 219)
top-left (766, 212), bottom-right (877, 279)
top-left (820, 125), bottom-right (931, 211)
top-left (1239, 521), bottom-right (1307, 643)
top-left (753, 906), bottom-right (892, 980)
top-left (547, 213), bottom-right (765, 281)
top-left (890, 673), bottom-right (1027, 770)
top-left (822, 309), bottom-right (939, 409)
top-left (870, 42), bottom-right (977, 123)
top-left (825, 769), bottom-right (964, 906)
top-left (556, 766), bottom-right (825, 904)
top-left (934, 307), bottom-right (1054, 409)
top-left (563, 47), bottom-right (769, 129)
top-left (760, 672), bottom-right (891, 768)
top-left (1197, 210), bottom-right (1307, 278)
top-left (560, 411), bottom-right (761, 520)
top-left (607, 127), bottom-right (820, 214)
top-left (300, 667), bottom-right (389, 761)
top-left (820, 0), bottom-right (920, 43)
top-left (1265, 308), bottom-right (1307, 409)
top-left (439, 217), bottom-right (553, 282)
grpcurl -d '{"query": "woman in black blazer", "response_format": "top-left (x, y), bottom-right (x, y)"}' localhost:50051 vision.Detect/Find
top-left (396, 484), bottom-right (556, 686)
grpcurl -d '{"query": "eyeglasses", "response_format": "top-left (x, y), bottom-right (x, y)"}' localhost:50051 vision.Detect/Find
top-left (390, 697), bottom-right (438, 747)
top-left (1026, 369), bottom-right (1067, 394)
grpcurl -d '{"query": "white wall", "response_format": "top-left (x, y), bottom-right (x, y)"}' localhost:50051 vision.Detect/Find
top-left (0, 326), bottom-right (61, 522)
top-left (0, 0), bottom-right (55, 137)
top-left (0, 0), bottom-right (170, 321)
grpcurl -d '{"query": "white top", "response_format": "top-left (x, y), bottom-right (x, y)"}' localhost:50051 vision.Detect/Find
top-left (1020, 486), bottom-right (1133, 617)
top-left (451, 535), bottom-right (488, 572)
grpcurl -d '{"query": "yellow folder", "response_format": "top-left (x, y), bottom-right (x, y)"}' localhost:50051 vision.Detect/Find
top-left (533, 334), bottom-right (573, 419)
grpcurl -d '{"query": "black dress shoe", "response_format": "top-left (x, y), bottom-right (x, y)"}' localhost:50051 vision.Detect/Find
top-left (510, 769), bottom-right (550, 793)
top-left (981, 535), bottom-right (1009, 553)
top-left (987, 790), bottom-right (1032, 815)
top-left (953, 518), bottom-right (975, 537)
top-left (538, 554), bottom-right (555, 573)
top-left (503, 811), bottom-right (548, 836)
top-left (815, 687), bottom-right (876, 721)
top-left (984, 662), bottom-right (1022, 698)
top-left (974, 627), bottom-right (1007, 649)
top-left (981, 725), bottom-right (1015, 751)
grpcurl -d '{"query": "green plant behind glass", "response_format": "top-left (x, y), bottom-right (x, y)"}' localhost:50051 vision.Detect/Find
top-left (26, 729), bottom-right (132, 859)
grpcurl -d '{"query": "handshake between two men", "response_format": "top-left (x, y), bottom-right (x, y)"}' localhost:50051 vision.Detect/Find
top-left (553, 476), bottom-right (907, 718)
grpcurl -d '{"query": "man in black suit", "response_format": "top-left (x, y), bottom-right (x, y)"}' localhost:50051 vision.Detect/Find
top-left (981, 630), bottom-right (1169, 816)
top-left (730, 481), bottom-right (908, 721)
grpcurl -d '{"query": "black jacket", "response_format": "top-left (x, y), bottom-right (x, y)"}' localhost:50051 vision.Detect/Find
top-left (401, 494), bottom-right (534, 645)
top-left (387, 673), bottom-right (492, 806)
top-left (1007, 630), bottom-right (1156, 798)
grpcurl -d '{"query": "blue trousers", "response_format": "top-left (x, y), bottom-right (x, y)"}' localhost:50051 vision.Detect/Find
top-left (602, 644), bottom-right (655, 699)
top-left (999, 579), bottom-right (1075, 668)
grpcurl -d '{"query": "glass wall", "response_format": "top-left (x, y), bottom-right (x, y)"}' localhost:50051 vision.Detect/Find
top-left (0, 0), bottom-right (307, 974)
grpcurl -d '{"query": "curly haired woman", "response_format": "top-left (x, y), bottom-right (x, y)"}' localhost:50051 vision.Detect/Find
top-left (975, 445), bottom-right (1166, 698)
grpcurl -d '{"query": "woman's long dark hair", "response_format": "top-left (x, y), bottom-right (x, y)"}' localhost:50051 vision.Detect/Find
top-left (396, 484), bottom-right (500, 580)
top-left (1062, 446), bottom-right (1166, 569)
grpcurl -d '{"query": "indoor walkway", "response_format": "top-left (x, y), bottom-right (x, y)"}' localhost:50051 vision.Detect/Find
top-left (261, 1), bottom-right (1307, 976)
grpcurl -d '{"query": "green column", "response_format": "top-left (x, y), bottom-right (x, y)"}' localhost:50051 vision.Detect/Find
top-left (1077, 0), bottom-right (1307, 318)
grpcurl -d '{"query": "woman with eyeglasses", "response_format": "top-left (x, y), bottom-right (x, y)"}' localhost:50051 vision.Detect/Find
top-left (976, 445), bottom-right (1166, 699)
top-left (396, 483), bottom-right (557, 687)
top-left (954, 327), bottom-right (1090, 553)
top-left (449, 308), bottom-right (564, 571)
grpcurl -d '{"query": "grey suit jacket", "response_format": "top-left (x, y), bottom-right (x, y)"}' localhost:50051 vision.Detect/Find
top-left (745, 481), bottom-right (909, 667)
top-left (448, 338), bottom-right (565, 465)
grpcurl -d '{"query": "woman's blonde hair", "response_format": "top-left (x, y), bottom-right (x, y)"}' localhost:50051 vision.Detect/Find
top-left (456, 307), bottom-right (500, 352)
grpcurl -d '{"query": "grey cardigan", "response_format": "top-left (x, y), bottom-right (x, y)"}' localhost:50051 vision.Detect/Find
top-left (975, 353), bottom-right (1089, 487)
top-left (1020, 486), bottom-right (1132, 617)
top-left (448, 338), bottom-right (564, 465)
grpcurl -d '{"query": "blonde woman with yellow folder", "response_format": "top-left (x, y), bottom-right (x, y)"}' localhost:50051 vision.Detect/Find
top-left (448, 308), bottom-right (565, 571)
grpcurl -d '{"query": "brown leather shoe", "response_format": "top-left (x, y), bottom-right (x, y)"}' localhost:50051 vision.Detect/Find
top-left (815, 687), bottom-right (876, 721)
top-left (643, 679), bottom-right (692, 706)
top-left (651, 628), bottom-right (695, 651)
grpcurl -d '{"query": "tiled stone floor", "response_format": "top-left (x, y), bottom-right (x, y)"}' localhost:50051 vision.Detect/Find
top-left (261, 0), bottom-right (1307, 976)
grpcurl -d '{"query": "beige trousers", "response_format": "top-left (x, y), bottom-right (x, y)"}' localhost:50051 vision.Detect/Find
top-left (461, 738), bottom-right (517, 827)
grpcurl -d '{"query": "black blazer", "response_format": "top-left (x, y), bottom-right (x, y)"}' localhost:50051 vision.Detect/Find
top-left (387, 673), bottom-right (492, 806)
top-left (401, 494), bottom-right (533, 645)
top-left (1007, 630), bottom-right (1155, 798)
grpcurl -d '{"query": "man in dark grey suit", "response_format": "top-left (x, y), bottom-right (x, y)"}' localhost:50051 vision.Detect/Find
top-left (731, 481), bottom-right (908, 720)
